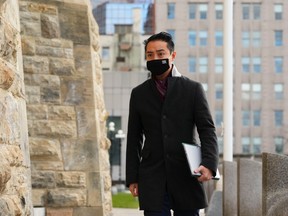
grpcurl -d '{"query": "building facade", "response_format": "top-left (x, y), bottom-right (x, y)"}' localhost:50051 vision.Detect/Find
top-left (154, 0), bottom-right (288, 156)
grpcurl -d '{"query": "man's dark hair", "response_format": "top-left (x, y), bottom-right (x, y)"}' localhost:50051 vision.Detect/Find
top-left (144, 32), bottom-right (175, 54)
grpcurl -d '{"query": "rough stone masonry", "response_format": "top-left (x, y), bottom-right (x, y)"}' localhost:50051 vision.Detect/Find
top-left (0, 0), bottom-right (112, 215)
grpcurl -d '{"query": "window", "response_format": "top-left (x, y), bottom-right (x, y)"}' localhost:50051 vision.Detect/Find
top-left (274, 30), bottom-right (283, 46)
top-left (242, 4), bottom-right (250, 20)
top-left (242, 3), bottom-right (261, 20)
top-left (189, 30), bottom-right (197, 46)
top-left (252, 84), bottom-right (261, 100)
top-left (199, 4), bottom-right (208, 19)
top-left (252, 57), bottom-right (261, 73)
top-left (167, 3), bottom-right (175, 19)
top-left (253, 137), bottom-right (261, 154)
top-left (242, 57), bottom-right (250, 73)
top-left (215, 31), bottom-right (223, 46)
top-left (253, 4), bottom-right (261, 20)
top-left (274, 136), bottom-right (284, 154)
top-left (274, 57), bottom-right (283, 73)
top-left (199, 31), bottom-right (208, 47)
top-left (215, 110), bottom-right (223, 126)
top-left (274, 110), bottom-right (283, 127)
top-left (189, 57), bottom-right (196, 73)
top-left (274, 83), bottom-right (284, 99)
top-left (242, 137), bottom-right (250, 153)
top-left (215, 83), bottom-right (223, 100)
top-left (242, 110), bottom-right (250, 126)
top-left (199, 57), bottom-right (208, 73)
top-left (189, 3), bottom-right (197, 19)
top-left (252, 31), bottom-right (261, 47)
top-left (167, 29), bottom-right (175, 40)
top-left (242, 31), bottom-right (261, 47)
top-left (215, 57), bottom-right (223, 73)
top-left (242, 32), bottom-right (250, 47)
top-left (241, 83), bottom-right (250, 100)
top-left (102, 47), bottom-right (110, 60)
top-left (253, 110), bottom-right (261, 126)
top-left (215, 4), bottom-right (223, 20)
top-left (274, 4), bottom-right (283, 20)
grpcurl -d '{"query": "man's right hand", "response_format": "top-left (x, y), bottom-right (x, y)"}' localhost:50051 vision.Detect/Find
top-left (129, 183), bottom-right (138, 197)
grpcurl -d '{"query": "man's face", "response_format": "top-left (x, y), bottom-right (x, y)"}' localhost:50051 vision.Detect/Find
top-left (145, 40), bottom-right (176, 63)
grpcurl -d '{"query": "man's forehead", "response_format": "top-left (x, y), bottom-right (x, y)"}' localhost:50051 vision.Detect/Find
top-left (146, 41), bottom-right (168, 52)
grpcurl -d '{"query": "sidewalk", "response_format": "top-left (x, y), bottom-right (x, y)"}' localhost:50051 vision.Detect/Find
top-left (112, 208), bottom-right (205, 216)
top-left (112, 208), bottom-right (143, 216)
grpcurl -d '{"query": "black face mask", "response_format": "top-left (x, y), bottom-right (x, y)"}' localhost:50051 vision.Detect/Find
top-left (146, 58), bottom-right (170, 76)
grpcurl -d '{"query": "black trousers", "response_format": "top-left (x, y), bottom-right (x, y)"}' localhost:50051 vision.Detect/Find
top-left (144, 193), bottom-right (199, 216)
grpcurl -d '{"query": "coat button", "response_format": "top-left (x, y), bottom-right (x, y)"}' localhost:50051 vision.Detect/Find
top-left (162, 115), bottom-right (167, 119)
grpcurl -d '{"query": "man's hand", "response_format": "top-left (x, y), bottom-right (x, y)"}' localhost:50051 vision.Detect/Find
top-left (129, 183), bottom-right (138, 197)
top-left (194, 165), bottom-right (213, 182)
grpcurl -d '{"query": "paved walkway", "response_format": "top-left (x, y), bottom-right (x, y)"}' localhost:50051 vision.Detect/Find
top-left (112, 208), bottom-right (205, 216)
top-left (112, 208), bottom-right (143, 216)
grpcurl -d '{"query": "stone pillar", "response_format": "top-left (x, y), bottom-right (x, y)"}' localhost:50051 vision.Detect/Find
top-left (20, 0), bottom-right (111, 215)
top-left (0, 0), bottom-right (33, 215)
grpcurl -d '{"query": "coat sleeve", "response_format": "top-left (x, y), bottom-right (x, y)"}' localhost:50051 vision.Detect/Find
top-left (194, 83), bottom-right (219, 176)
top-left (125, 89), bottom-right (143, 187)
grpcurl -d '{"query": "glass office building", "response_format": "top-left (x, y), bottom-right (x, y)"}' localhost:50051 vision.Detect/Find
top-left (93, 1), bottom-right (153, 35)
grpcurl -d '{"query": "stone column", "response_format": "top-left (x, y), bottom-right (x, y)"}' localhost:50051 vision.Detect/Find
top-left (20, 0), bottom-right (112, 215)
top-left (0, 0), bottom-right (33, 215)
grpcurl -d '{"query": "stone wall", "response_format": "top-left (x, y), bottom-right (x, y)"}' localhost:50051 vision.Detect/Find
top-left (1, 0), bottom-right (112, 215)
top-left (0, 0), bottom-right (33, 215)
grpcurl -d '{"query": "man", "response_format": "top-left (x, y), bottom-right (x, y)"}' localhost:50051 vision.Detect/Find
top-left (126, 32), bottom-right (219, 216)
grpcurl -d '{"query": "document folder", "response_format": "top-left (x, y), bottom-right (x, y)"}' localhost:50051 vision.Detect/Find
top-left (182, 143), bottom-right (220, 180)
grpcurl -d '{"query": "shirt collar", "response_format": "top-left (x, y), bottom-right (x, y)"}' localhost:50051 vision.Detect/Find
top-left (171, 65), bottom-right (181, 77)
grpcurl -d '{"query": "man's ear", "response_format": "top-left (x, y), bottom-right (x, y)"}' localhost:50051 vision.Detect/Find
top-left (171, 51), bottom-right (176, 62)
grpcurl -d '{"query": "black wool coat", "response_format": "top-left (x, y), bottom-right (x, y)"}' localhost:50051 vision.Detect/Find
top-left (125, 74), bottom-right (219, 211)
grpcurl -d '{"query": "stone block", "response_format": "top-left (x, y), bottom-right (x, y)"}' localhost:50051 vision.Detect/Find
top-left (23, 56), bottom-right (49, 74)
top-left (26, 104), bottom-right (48, 120)
top-left (35, 42), bottom-right (73, 59)
top-left (55, 172), bottom-right (86, 188)
top-left (61, 139), bottom-right (99, 171)
top-left (29, 137), bottom-right (61, 161)
top-left (41, 14), bottom-right (60, 38)
top-left (31, 171), bottom-right (55, 188)
top-left (238, 158), bottom-right (262, 216)
top-left (25, 2), bottom-right (58, 15)
top-left (49, 58), bottom-right (75, 76)
top-left (61, 78), bottom-right (94, 106)
top-left (73, 207), bottom-right (103, 216)
top-left (20, 11), bottom-right (41, 37)
top-left (0, 62), bottom-right (15, 91)
top-left (24, 85), bottom-right (40, 104)
top-left (262, 153), bottom-right (288, 216)
top-left (0, 16), bottom-right (18, 64)
top-left (41, 86), bottom-right (61, 104)
top-left (206, 190), bottom-right (222, 216)
top-left (21, 36), bottom-right (36, 55)
top-left (0, 165), bottom-right (11, 193)
top-left (32, 120), bottom-right (77, 138)
top-left (46, 207), bottom-right (73, 216)
top-left (31, 161), bottom-right (63, 171)
top-left (48, 105), bottom-right (76, 120)
top-left (87, 172), bottom-right (103, 206)
top-left (32, 189), bottom-right (47, 206)
top-left (46, 189), bottom-right (86, 207)
top-left (76, 107), bottom-right (97, 139)
top-left (58, 6), bottom-right (90, 45)
top-left (223, 161), bottom-right (237, 216)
